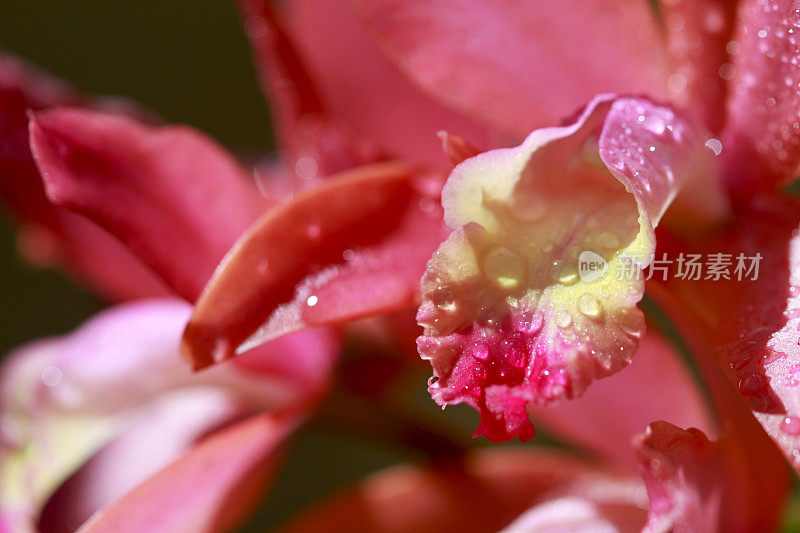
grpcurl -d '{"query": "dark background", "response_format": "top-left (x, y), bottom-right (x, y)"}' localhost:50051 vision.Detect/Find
top-left (3, 2), bottom-right (800, 531)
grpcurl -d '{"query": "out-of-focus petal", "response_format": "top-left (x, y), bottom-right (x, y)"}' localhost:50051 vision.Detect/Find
top-left (182, 162), bottom-right (447, 370)
top-left (77, 413), bottom-right (296, 533)
top-left (236, 0), bottom-right (381, 182)
top-left (0, 299), bottom-right (336, 531)
top-left (662, 0), bottom-right (738, 133)
top-left (29, 108), bottom-right (268, 301)
top-left (417, 96), bottom-right (712, 441)
top-left (721, 0), bottom-right (800, 197)
top-left (37, 390), bottom-right (245, 533)
top-left (282, 0), bottom-right (492, 166)
top-left (278, 448), bottom-right (645, 533)
top-left (635, 422), bottom-right (723, 532)
top-left (354, 0), bottom-right (669, 139)
top-left (0, 51), bottom-right (170, 300)
top-left (659, 196), bottom-right (800, 477)
top-left (530, 329), bottom-right (715, 474)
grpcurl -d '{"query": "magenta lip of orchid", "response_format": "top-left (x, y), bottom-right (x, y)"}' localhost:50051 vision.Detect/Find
top-left (2, 0), bottom-right (800, 531)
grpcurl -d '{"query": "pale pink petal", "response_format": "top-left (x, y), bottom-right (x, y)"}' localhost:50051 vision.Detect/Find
top-left (530, 330), bottom-right (715, 473)
top-left (182, 162), bottom-right (447, 369)
top-left (30, 108), bottom-right (268, 301)
top-left (418, 96), bottom-right (714, 441)
top-left (0, 50), bottom-right (170, 300)
top-left (279, 448), bottom-right (644, 533)
top-left (721, 0), bottom-right (800, 196)
top-left (355, 0), bottom-right (669, 139)
top-left (77, 413), bottom-right (296, 533)
top-left (236, 0), bottom-right (381, 181)
top-left (0, 299), bottom-right (336, 530)
top-left (37, 390), bottom-right (245, 532)
top-left (282, 0), bottom-right (492, 166)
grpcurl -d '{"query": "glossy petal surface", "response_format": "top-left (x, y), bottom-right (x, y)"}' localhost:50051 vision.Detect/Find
top-left (355, 0), bottom-right (669, 138)
top-left (182, 162), bottom-right (447, 369)
top-left (418, 96), bottom-right (712, 441)
top-left (30, 108), bottom-right (267, 301)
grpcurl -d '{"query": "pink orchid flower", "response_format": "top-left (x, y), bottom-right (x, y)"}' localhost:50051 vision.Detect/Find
top-left (1, 0), bottom-right (800, 531)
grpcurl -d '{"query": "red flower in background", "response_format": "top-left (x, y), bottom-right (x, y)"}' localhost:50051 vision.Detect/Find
top-left (1, 0), bottom-right (800, 531)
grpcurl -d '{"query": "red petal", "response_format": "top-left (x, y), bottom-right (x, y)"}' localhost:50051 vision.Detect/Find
top-left (530, 329), bottom-right (715, 474)
top-left (721, 0), bottom-right (800, 197)
top-left (182, 162), bottom-right (447, 369)
top-left (236, 0), bottom-right (381, 180)
top-left (281, 0), bottom-right (492, 166)
top-left (77, 414), bottom-right (295, 533)
top-left (0, 51), bottom-right (169, 300)
top-left (355, 0), bottom-right (669, 138)
top-left (278, 448), bottom-right (644, 533)
top-left (662, 0), bottom-right (738, 133)
top-left (30, 108), bottom-right (268, 301)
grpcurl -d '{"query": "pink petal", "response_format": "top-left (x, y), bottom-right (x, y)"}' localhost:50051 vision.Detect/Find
top-left (530, 329), bottom-right (715, 474)
top-left (182, 162), bottom-right (448, 369)
top-left (1, 299), bottom-right (336, 530)
top-left (634, 421), bottom-right (784, 532)
top-left (29, 108), bottom-right (268, 301)
top-left (635, 422), bottom-right (723, 532)
top-left (662, 0), bottom-right (738, 133)
top-left (659, 197), bottom-right (800, 477)
top-left (37, 390), bottom-right (246, 532)
top-left (236, 0), bottom-right (381, 181)
top-left (417, 96), bottom-right (714, 441)
top-left (77, 413), bottom-right (296, 533)
top-left (278, 448), bottom-right (644, 533)
top-left (721, 0), bottom-right (800, 197)
top-left (354, 0), bottom-right (669, 139)
top-left (281, 0), bottom-right (492, 166)
top-left (0, 51), bottom-right (170, 300)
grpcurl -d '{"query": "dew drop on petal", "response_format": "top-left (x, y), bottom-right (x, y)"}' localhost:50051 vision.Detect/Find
top-left (306, 295), bottom-right (319, 307)
top-left (482, 246), bottom-right (526, 290)
top-left (577, 293), bottom-right (603, 319)
top-left (782, 416), bottom-right (800, 435)
top-left (41, 365), bottom-right (62, 387)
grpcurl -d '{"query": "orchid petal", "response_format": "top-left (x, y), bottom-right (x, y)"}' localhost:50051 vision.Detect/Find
top-left (354, 0), bottom-right (669, 139)
top-left (77, 413), bottom-right (295, 533)
top-left (635, 422), bottom-right (723, 532)
top-left (278, 448), bottom-right (644, 533)
top-left (182, 162), bottom-right (447, 369)
top-left (721, 0), bottom-right (800, 197)
top-left (0, 299), bottom-right (336, 530)
top-left (236, 0), bottom-right (380, 180)
top-left (29, 108), bottom-right (267, 301)
top-left (0, 51), bottom-right (170, 300)
top-left (282, 0), bottom-right (491, 166)
top-left (662, 0), bottom-right (738, 133)
top-left (418, 96), bottom-right (712, 441)
top-left (530, 329), bottom-right (715, 473)
top-left (659, 197), bottom-right (800, 478)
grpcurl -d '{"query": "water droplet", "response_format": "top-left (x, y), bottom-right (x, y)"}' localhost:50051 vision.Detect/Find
top-left (472, 344), bottom-right (490, 361)
top-left (577, 293), bottom-right (603, 319)
top-left (520, 313), bottom-right (544, 335)
top-left (782, 416), bottom-right (800, 435)
top-left (294, 156), bottom-right (318, 180)
top-left (342, 249), bottom-right (355, 261)
top-left (41, 365), bottom-right (62, 387)
top-left (482, 246), bottom-right (526, 290)
top-left (306, 224), bottom-right (322, 240)
top-left (705, 138), bottom-right (723, 155)
top-left (306, 295), bottom-right (319, 307)
top-left (433, 285), bottom-right (456, 311)
top-left (427, 376), bottom-right (439, 387)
